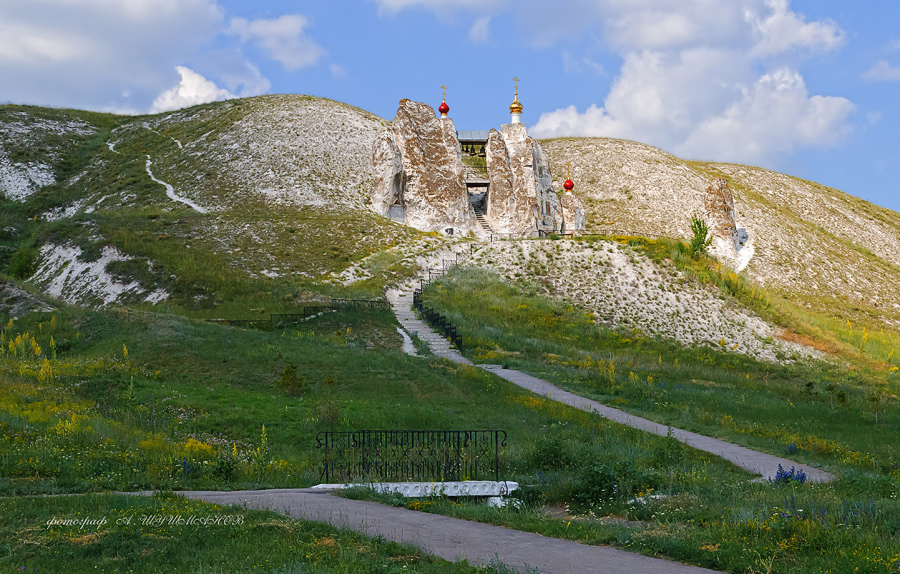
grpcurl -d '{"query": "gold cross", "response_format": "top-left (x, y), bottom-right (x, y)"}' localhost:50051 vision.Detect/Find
top-left (513, 77), bottom-right (519, 97)
top-left (441, 85), bottom-right (447, 101)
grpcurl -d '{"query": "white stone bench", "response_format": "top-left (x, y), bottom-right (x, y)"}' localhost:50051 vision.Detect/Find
top-left (312, 480), bottom-right (519, 507)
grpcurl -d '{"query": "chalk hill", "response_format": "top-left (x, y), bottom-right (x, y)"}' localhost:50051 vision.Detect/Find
top-left (2, 94), bottom-right (898, 345)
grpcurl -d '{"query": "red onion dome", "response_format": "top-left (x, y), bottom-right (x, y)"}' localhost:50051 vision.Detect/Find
top-left (563, 178), bottom-right (575, 191)
top-left (438, 101), bottom-right (450, 115)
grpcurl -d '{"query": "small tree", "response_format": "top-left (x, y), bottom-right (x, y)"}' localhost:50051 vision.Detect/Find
top-left (689, 215), bottom-right (712, 257)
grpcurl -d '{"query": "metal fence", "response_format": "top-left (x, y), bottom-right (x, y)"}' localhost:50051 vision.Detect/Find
top-left (315, 429), bottom-right (507, 483)
top-left (414, 253), bottom-right (467, 351)
top-left (534, 229), bottom-right (663, 240)
top-left (413, 292), bottom-right (464, 351)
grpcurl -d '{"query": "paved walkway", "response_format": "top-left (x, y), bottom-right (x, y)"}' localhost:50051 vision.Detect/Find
top-left (389, 274), bottom-right (834, 484)
top-left (181, 488), bottom-right (723, 574)
top-left (479, 365), bottom-right (833, 483)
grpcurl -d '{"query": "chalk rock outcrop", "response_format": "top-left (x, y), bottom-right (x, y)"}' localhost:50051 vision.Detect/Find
top-left (485, 129), bottom-right (526, 233)
top-left (705, 178), bottom-right (748, 253)
top-left (484, 123), bottom-right (562, 235)
top-left (559, 192), bottom-right (586, 234)
top-left (370, 132), bottom-right (404, 217)
top-left (371, 99), bottom-right (476, 233)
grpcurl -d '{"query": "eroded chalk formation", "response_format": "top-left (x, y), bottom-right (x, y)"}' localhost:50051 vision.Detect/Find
top-left (370, 132), bottom-right (404, 218)
top-left (370, 99), bottom-right (584, 236)
top-left (705, 178), bottom-right (748, 251)
top-left (559, 192), bottom-right (586, 234)
top-left (370, 100), bottom-right (476, 233)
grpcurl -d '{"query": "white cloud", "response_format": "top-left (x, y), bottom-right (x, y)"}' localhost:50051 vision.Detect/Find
top-left (863, 61), bottom-right (900, 82)
top-left (228, 15), bottom-right (325, 71)
top-left (746, 0), bottom-right (844, 57)
top-left (676, 69), bottom-right (854, 162)
top-left (375, 0), bottom-right (855, 166)
top-left (374, 0), bottom-right (505, 14)
top-left (196, 50), bottom-right (272, 97)
top-left (524, 0), bottom-right (854, 166)
top-left (533, 63), bottom-right (854, 165)
top-left (0, 0), bottom-right (227, 111)
top-left (469, 16), bottom-right (491, 44)
top-left (331, 64), bottom-right (348, 79)
top-left (533, 47), bottom-right (750, 145)
top-left (150, 66), bottom-right (235, 113)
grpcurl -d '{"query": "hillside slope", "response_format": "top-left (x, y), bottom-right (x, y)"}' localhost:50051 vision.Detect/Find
top-left (3, 97), bottom-right (900, 350)
top-left (543, 137), bottom-right (900, 326)
top-left (0, 96), bottom-right (428, 311)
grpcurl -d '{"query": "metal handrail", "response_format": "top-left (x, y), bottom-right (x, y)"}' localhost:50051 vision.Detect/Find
top-left (316, 429), bottom-right (507, 483)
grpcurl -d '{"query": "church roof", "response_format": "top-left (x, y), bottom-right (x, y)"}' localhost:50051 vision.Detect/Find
top-left (457, 130), bottom-right (490, 142)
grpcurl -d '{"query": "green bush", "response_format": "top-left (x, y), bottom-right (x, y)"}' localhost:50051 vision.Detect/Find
top-left (572, 460), bottom-right (661, 509)
top-left (688, 214), bottom-right (712, 257)
top-left (8, 247), bottom-right (37, 279)
top-left (275, 364), bottom-right (307, 397)
top-left (525, 434), bottom-right (577, 471)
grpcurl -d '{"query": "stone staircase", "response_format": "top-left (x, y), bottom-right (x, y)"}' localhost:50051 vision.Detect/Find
top-left (389, 282), bottom-right (471, 364)
top-left (472, 204), bottom-right (492, 233)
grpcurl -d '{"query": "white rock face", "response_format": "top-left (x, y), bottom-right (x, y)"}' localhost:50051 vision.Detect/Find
top-left (540, 136), bottom-right (900, 316)
top-left (368, 103), bottom-right (580, 237)
top-left (380, 99), bottom-right (477, 233)
top-left (370, 132), bottom-right (404, 217)
top-left (559, 192), bottom-right (586, 233)
top-left (485, 129), bottom-right (528, 233)
top-left (0, 114), bottom-right (95, 201)
top-left (30, 244), bottom-right (168, 307)
top-left (527, 135), bottom-right (558, 232)
top-left (156, 95), bottom-right (391, 211)
top-left (705, 178), bottom-right (737, 247)
top-left (482, 123), bottom-right (568, 235)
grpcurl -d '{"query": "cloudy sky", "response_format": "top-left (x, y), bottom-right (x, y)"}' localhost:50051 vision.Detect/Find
top-left (2, 0), bottom-right (899, 211)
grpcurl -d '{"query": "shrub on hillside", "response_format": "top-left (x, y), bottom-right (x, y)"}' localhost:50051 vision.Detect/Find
top-left (525, 434), bottom-right (577, 471)
top-left (275, 364), bottom-right (306, 397)
top-left (689, 215), bottom-right (712, 257)
top-left (9, 247), bottom-right (37, 279)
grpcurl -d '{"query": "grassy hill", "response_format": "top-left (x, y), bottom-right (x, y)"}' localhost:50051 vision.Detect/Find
top-left (5, 95), bottom-right (900, 573)
top-left (542, 137), bottom-right (900, 331)
top-left (0, 97), bottom-right (436, 318)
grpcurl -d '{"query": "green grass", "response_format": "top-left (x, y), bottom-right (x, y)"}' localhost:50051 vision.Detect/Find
top-left (420, 265), bottom-right (900, 472)
top-left (4, 269), bottom-right (900, 573)
top-left (6, 291), bottom-right (898, 573)
top-left (351, 486), bottom-right (900, 574)
top-left (1, 492), bottom-right (503, 573)
top-left (0, 301), bottom-right (749, 505)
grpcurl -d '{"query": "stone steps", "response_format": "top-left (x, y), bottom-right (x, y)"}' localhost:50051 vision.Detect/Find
top-left (389, 284), bottom-right (469, 363)
top-left (472, 206), bottom-right (492, 232)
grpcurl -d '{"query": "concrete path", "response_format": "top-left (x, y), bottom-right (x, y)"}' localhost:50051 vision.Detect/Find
top-left (479, 365), bottom-right (833, 483)
top-left (387, 274), bottom-right (834, 484)
top-left (181, 488), bottom-right (723, 574)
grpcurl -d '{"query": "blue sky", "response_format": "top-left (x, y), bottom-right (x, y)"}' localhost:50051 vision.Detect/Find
top-left (1, 0), bottom-right (898, 212)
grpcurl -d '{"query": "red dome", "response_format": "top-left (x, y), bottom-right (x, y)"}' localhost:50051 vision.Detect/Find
top-left (438, 102), bottom-right (450, 115)
top-left (563, 178), bottom-right (575, 191)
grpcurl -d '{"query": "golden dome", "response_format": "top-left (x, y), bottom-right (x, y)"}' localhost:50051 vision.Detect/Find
top-left (510, 95), bottom-right (523, 114)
